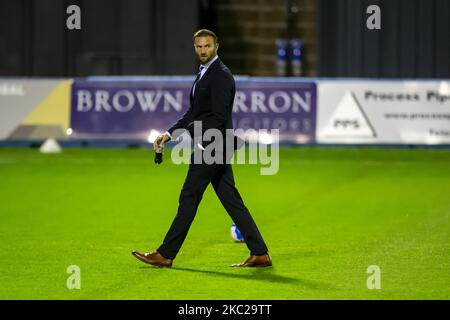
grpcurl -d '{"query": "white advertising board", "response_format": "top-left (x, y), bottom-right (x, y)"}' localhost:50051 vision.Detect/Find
top-left (317, 81), bottom-right (450, 144)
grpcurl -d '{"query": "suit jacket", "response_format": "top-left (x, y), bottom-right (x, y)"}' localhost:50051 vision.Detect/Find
top-left (168, 58), bottom-right (235, 141)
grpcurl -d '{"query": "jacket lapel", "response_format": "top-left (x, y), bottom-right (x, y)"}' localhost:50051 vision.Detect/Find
top-left (199, 58), bottom-right (220, 83)
top-left (191, 58), bottom-right (221, 103)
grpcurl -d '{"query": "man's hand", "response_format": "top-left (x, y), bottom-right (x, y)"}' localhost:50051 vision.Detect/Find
top-left (153, 132), bottom-right (170, 165)
top-left (153, 132), bottom-right (171, 153)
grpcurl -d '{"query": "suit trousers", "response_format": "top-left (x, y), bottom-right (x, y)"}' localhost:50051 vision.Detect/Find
top-left (157, 150), bottom-right (269, 260)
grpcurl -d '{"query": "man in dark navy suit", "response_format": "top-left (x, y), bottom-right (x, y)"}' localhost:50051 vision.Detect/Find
top-left (132, 29), bottom-right (271, 268)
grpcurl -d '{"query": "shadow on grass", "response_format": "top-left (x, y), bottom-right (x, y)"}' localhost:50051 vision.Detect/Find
top-left (139, 266), bottom-right (334, 290)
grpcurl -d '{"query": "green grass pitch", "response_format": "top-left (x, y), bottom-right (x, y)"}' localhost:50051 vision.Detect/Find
top-left (0, 146), bottom-right (449, 299)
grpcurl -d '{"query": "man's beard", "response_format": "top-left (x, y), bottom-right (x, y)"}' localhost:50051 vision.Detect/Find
top-left (199, 52), bottom-right (216, 64)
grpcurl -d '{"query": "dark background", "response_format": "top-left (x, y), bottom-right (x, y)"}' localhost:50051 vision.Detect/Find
top-left (0, 0), bottom-right (449, 78)
top-left (318, 0), bottom-right (450, 78)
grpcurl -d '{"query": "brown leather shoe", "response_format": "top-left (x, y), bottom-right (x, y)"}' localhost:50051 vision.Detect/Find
top-left (131, 251), bottom-right (173, 268)
top-left (232, 253), bottom-right (272, 267)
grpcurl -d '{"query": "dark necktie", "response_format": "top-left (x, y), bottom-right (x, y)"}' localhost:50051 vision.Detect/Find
top-left (192, 66), bottom-right (205, 95)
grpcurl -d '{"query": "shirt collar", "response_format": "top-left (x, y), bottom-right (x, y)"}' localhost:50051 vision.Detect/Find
top-left (201, 55), bottom-right (219, 70)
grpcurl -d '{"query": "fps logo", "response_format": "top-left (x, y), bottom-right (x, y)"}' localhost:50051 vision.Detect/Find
top-left (334, 119), bottom-right (360, 130)
top-left (322, 91), bottom-right (377, 139)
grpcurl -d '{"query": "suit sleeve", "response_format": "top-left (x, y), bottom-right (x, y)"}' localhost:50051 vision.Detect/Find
top-left (167, 103), bottom-right (194, 137)
top-left (204, 71), bottom-right (233, 131)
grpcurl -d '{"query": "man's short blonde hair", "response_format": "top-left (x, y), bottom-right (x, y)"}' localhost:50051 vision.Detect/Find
top-left (193, 29), bottom-right (218, 44)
